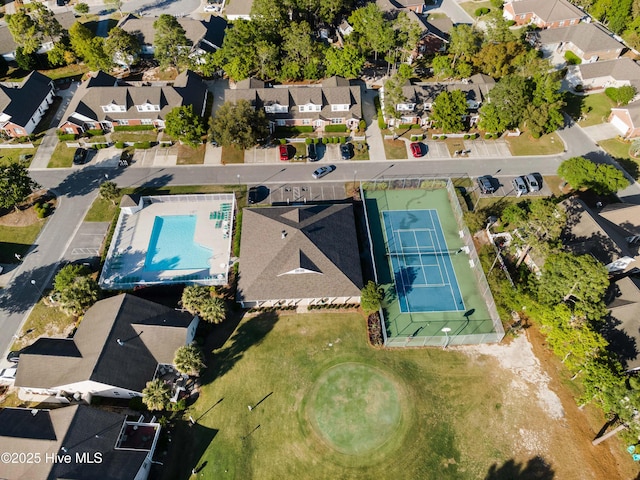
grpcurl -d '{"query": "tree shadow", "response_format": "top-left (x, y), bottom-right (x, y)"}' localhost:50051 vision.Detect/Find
top-left (200, 311), bottom-right (279, 386)
top-left (485, 456), bottom-right (555, 479)
top-left (0, 262), bottom-right (57, 315)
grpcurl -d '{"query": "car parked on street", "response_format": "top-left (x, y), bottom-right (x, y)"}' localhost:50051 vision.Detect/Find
top-left (279, 144), bottom-right (290, 161)
top-left (524, 174), bottom-right (541, 192)
top-left (512, 176), bottom-right (528, 195)
top-left (73, 148), bottom-right (88, 165)
top-left (410, 142), bottom-right (422, 158)
top-left (477, 175), bottom-right (495, 194)
top-left (312, 165), bottom-right (336, 179)
top-left (340, 143), bottom-right (352, 160)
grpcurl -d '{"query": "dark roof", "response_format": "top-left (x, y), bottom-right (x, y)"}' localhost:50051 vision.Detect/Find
top-left (237, 204), bottom-right (363, 302)
top-left (0, 405), bottom-right (154, 480)
top-left (59, 70), bottom-right (207, 126)
top-left (606, 276), bottom-right (640, 371)
top-left (0, 72), bottom-right (53, 128)
top-left (0, 11), bottom-right (75, 57)
top-left (536, 22), bottom-right (624, 55)
top-left (15, 294), bottom-right (195, 392)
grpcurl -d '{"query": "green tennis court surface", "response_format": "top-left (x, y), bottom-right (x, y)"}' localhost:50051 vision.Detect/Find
top-left (364, 186), bottom-right (501, 346)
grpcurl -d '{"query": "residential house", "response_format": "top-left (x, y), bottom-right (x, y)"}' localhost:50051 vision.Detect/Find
top-left (503, 0), bottom-right (585, 28)
top-left (58, 69), bottom-right (208, 134)
top-left (0, 11), bottom-right (75, 61)
top-left (224, 76), bottom-right (362, 132)
top-left (225, 0), bottom-right (254, 20)
top-left (376, 0), bottom-right (425, 14)
top-left (532, 22), bottom-right (625, 63)
top-left (0, 405), bottom-right (161, 480)
top-left (14, 293), bottom-right (199, 403)
top-left (237, 204), bottom-right (364, 308)
top-left (0, 72), bottom-right (55, 138)
top-left (560, 198), bottom-right (640, 372)
top-left (566, 58), bottom-right (640, 90)
top-left (381, 73), bottom-right (495, 128)
top-left (117, 14), bottom-right (227, 64)
top-left (418, 17), bottom-right (453, 55)
top-left (610, 100), bottom-right (640, 139)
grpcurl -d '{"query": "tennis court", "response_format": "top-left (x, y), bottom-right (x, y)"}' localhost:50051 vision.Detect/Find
top-left (382, 210), bottom-right (464, 313)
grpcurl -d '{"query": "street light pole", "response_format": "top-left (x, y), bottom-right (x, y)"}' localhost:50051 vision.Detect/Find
top-left (30, 279), bottom-right (44, 299)
top-left (441, 327), bottom-right (451, 350)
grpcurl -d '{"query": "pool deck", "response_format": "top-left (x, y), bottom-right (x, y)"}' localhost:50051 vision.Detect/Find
top-left (100, 195), bottom-right (234, 289)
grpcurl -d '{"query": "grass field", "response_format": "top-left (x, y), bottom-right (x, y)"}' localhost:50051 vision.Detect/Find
top-left (383, 139), bottom-right (409, 159)
top-left (161, 311), bottom-right (522, 480)
top-left (504, 131), bottom-right (563, 156)
top-left (0, 222), bottom-right (45, 263)
top-left (599, 138), bottom-right (640, 180)
top-left (48, 143), bottom-right (75, 168)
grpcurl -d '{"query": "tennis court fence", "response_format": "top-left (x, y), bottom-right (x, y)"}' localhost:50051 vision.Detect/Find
top-left (361, 177), bottom-right (505, 347)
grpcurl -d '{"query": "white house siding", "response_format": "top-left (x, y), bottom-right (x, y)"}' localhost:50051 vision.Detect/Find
top-left (242, 296), bottom-right (361, 309)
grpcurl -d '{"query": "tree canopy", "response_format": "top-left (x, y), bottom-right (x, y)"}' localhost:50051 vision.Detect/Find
top-left (174, 344), bottom-right (205, 376)
top-left (153, 14), bottom-right (191, 70)
top-left (209, 100), bottom-right (269, 150)
top-left (104, 27), bottom-right (140, 68)
top-left (142, 378), bottom-right (171, 411)
top-left (558, 157), bottom-right (629, 195)
top-left (99, 181), bottom-right (121, 205)
top-left (361, 281), bottom-right (384, 314)
top-left (430, 90), bottom-right (468, 133)
top-left (0, 164), bottom-right (40, 212)
top-left (181, 285), bottom-right (227, 323)
top-left (164, 105), bottom-right (206, 147)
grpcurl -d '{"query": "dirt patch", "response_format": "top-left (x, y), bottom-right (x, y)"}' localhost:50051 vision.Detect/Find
top-left (0, 191), bottom-right (56, 227)
top-left (460, 326), bottom-right (639, 479)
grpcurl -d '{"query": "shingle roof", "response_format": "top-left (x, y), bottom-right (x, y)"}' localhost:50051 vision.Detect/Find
top-left (509, 0), bottom-right (584, 22)
top-left (224, 0), bottom-right (254, 17)
top-left (599, 203), bottom-right (640, 237)
top-left (58, 70), bottom-right (207, 126)
top-left (0, 72), bottom-right (53, 128)
top-left (237, 204), bottom-right (364, 302)
top-left (578, 58), bottom-right (640, 85)
top-left (537, 22), bottom-right (624, 55)
top-left (117, 14), bottom-right (202, 47)
top-left (15, 294), bottom-right (194, 392)
top-left (398, 74), bottom-right (495, 108)
top-left (607, 276), bottom-right (640, 371)
top-left (611, 99), bottom-right (640, 129)
top-left (0, 405), bottom-right (151, 480)
top-left (225, 77), bottom-right (362, 122)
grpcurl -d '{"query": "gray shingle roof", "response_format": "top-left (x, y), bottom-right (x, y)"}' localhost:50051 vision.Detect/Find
top-left (224, 0), bottom-right (254, 17)
top-left (509, 0), bottom-right (584, 22)
top-left (117, 14), bottom-right (201, 47)
top-left (237, 204), bottom-right (364, 302)
top-left (225, 77), bottom-right (361, 122)
top-left (537, 22), bottom-right (624, 55)
top-left (0, 72), bottom-right (53, 128)
top-left (15, 294), bottom-right (194, 392)
top-left (0, 405), bottom-right (151, 480)
top-left (599, 203), bottom-right (640, 237)
top-left (59, 70), bottom-right (207, 126)
top-left (578, 58), bottom-right (640, 84)
top-left (611, 99), bottom-right (640, 130)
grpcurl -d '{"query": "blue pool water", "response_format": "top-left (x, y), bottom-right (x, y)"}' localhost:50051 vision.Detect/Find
top-left (145, 215), bottom-right (212, 271)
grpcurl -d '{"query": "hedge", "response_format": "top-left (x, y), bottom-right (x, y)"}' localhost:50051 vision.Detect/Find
top-left (275, 126), bottom-right (313, 136)
top-left (134, 141), bottom-right (152, 149)
top-left (92, 143), bottom-right (109, 149)
top-left (114, 141), bottom-right (125, 149)
top-left (374, 96), bottom-right (387, 129)
top-left (399, 123), bottom-right (421, 130)
top-left (57, 133), bottom-right (77, 141)
top-left (113, 125), bottom-right (155, 132)
top-left (325, 124), bottom-right (347, 133)
top-left (86, 129), bottom-right (104, 136)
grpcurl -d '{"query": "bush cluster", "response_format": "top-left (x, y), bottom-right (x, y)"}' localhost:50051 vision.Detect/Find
top-left (113, 125), bottom-right (155, 132)
top-left (92, 143), bottom-right (109, 149)
top-left (367, 312), bottom-right (383, 346)
top-left (34, 201), bottom-right (52, 218)
top-left (475, 7), bottom-right (489, 16)
top-left (307, 303), bottom-right (358, 310)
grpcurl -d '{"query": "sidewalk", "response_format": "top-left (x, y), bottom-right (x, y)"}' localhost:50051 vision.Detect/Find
top-left (362, 88), bottom-right (387, 162)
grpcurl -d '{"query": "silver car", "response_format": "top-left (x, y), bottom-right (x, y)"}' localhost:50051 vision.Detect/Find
top-left (524, 174), bottom-right (541, 192)
top-left (312, 165), bottom-right (336, 179)
top-left (512, 176), bottom-right (527, 195)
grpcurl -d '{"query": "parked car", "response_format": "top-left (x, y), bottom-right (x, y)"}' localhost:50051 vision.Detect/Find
top-left (410, 142), bottom-right (422, 158)
top-left (73, 148), bottom-right (88, 165)
top-left (307, 142), bottom-right (317, 161)
top-left (279, 144), bottom-right (290, 161)
top-left (6, 350), bottom-right (21, 363)
top-left (204, 3), bottom-right (221, 12)
top-left (512, 176), bottom-right (528, 195)
top-left (340, 143), bottom-right (352, 160)
top-left (477, 176), bottom-right (495, 194)
top-left (312, 165), bottom-right (336, 179)
top-left (0, 367), bottom-right (16, 381)
top-left (524, 174), bottom-right (541, 192)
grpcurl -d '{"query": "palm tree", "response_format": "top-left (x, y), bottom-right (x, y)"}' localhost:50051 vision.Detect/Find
top-left (142, 378), bottom-right (171, 411)
top-left (181, 285), bottom-right (211, 315)
top-left (200, 297), bottom-right (226, 324)
top-left (173, 344), bottom-right (205, 376)
top-left (59, 276), bottom-right (99, 315)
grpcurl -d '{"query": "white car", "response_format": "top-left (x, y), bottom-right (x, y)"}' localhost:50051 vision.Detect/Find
top-left (0, 367), bottom-right (17, 382)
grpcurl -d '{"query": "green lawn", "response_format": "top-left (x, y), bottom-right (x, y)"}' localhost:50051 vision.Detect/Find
top-left (11, 299), bottom-right (76, 351)
top-left (48, 143), bottom-right (75, 168)
top-left (221, 145), bottom-right (245, 164)
top-left (564, 93), bottom-right (615, 127)
top-left (0, 221), bottom-right (46, 263)
top-left (459, 0), bottom-right (492, 17)
top-left (176, 144), bottom-right (206, 165)
top-left (383, 139), bottom-right (408, 159)
top-left (352, 141), bottom-right (370, 160)
top-left (84, 196), bottom-right (119, 222)
top-left (160, 312), bottom-right (523, 480)
top-left (505, 131), bottom-right (563, 156)
top-left (599, 138), bottom-right (640, 180)
top-left (110, 131), bottom-right (158, 143)
top-left (0, 149), bottom-right (37, 167)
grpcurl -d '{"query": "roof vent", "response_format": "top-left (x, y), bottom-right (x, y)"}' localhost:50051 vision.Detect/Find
top-left (281, 230), bottom-right (287, 239)
top-left (117, 338), bottom-right (124, 346)
top-left (31, 409), bottom-right (39, 416)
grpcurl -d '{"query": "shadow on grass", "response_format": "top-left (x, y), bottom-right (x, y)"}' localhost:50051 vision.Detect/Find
top-left (200, 311), bottom-right (279, 386)
top-left (485, 456), bottom-right (554, 479)
top-left (154, 420), bottom-right (218, 480)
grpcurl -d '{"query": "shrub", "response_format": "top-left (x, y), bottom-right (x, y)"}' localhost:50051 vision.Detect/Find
top-left (506, 20), bottom-right (516, 27)
top-left (574, 84), bottom-right (584, 92)
top-left (134, 141), bottom-right (152, 149)
top-left (92, 143), bottom-right (108, 149)
top-left (114, 141), bottom-right (125, 149)
top-left (475, 7), bottom-right (489, 16)
top-left (367, 312), bottom-right (384, 346)
top-left (322, 137), bottom-right (328, 144)
top-left (17, 135), bottom-right (33, 143)
top-left (463, 134), bottom-right (469, 139)
top-left (57, 132), bottom-right (77, 141)
top-left (305, 137), bottom-right (312, 144)
top-left (340, 136), bottom-right (346, 143)
top-left (358, 119), bottom-right (366, 132)
top-left (129, 396), bottom-right (144, 411)
top-left (564, 50), bottom-right (582, 65)
top-left (34, 201), bottom-right (52, 218)
top-left (325, 124), bottom-right (347, 133)
top-left (113, 125), bottom-right (155, 132)
top-left (86, 128), bottom-right (104, 136)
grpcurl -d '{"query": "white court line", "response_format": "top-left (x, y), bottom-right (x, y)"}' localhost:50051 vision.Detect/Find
top-left (431, 209), bottom-right (465, 311)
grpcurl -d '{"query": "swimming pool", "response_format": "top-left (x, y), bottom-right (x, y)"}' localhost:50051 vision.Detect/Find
top-left (145, 215), bottom-right (212, 271)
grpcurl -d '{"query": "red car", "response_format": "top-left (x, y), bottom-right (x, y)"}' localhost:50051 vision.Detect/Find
top-left (410, 142), bottom-right (422, 158)
top-left (279, 144), bottom-right (290, 161)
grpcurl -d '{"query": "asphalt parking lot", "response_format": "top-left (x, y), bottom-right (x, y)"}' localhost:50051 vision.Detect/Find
top-left (249, 182), bottom-right (348, 205)
top-left (474, 174), bottom-right (551, 199)
top-left (64, 222), bottom-right (111, 268)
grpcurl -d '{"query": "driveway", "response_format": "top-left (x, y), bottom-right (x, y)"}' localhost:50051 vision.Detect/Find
top-left (582, 123), bottom-right (623, 142)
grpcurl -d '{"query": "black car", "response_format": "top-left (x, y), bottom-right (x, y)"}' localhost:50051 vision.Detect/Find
top-left (6, 350), bottom-right (21, 363)
top-left (340, 142), bottom-right (352, 160)
top-left (73, 148), bottom-right (88, 165)
top-left (307, 142), bottom-right (317, 161)
top-left (477, 175), bottom-right (495, 194)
